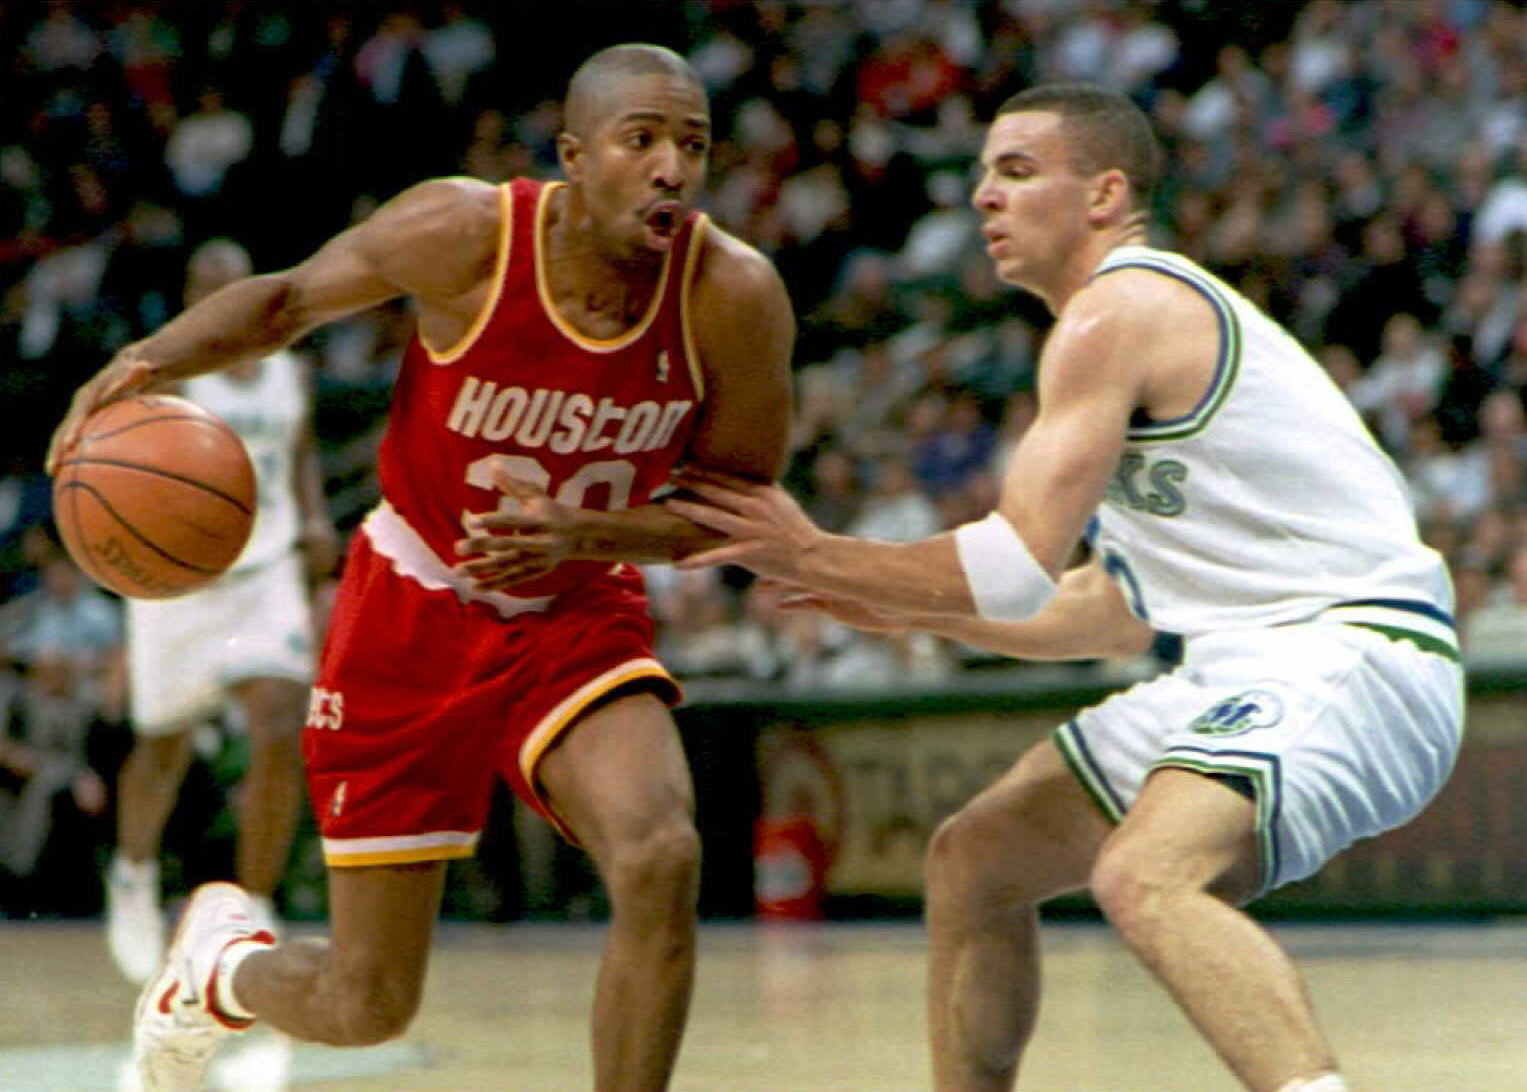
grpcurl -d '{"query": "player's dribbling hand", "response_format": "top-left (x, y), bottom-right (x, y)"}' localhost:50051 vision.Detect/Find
top-left (666, 469), bottom-right (824, 579)
top-left (45, 349), bottom-right (158, 475)
top-left (454, 466), bottom-right (572, 590)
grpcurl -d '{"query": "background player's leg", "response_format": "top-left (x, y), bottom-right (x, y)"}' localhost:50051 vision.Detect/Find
top-left (232, 861), bottom-right (446, 1044)
top-left (1089, 768), bottom-right (1338, 1092)
top-left (108, 726), bottom-right (195, 980)
top-left (539, 691), bottom-right (701, 1092)
top-left (926, 740), bottom-right (1111, 1092)
top-left (116, 726), bottom-right (194, 865)
top-left (229, 677), bottom-right (306, 908)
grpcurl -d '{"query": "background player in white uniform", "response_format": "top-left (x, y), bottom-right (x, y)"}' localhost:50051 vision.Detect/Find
top-left (668, 85), bottom-right (1462, 1092)
top-left (107, 239), bottom-right (338, 984)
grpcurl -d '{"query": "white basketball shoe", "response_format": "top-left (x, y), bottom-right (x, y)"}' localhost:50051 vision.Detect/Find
top-left (107, 855), bottom-right (166, 985)
top-left (248, 894), bottom-right (282, 942)
top-left (134, 883), bottom-right (275, 1092)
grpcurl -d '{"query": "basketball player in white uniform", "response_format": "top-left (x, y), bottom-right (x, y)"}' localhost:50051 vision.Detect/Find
top-left (668, 87), bottom-right (1462, 1092)
top-left (108, 240), bottom-right (338, 984)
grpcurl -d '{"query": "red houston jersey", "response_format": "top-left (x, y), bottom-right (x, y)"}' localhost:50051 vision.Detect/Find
top-left (376, 178), bottom-right (708, 600)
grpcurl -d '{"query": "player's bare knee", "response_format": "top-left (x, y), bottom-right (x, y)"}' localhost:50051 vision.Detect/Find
top-left (324, 968), bottom-right (423, 1046)
top-left (1089, 838), bottom-right (1189, 938)
top-left (602, 818), bottom-right (701, 913)
top-left (926, 808), bottom-right (1042, 919)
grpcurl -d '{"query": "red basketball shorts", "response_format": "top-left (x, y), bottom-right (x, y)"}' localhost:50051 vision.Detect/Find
top-left (304, 530), bottom-right (680, 868)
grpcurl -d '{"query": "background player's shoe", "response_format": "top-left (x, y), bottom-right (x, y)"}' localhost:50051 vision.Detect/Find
top-left (107, 854), bottom-right (165, 985)
top-left (134, 883), bottom-right (274, 1092)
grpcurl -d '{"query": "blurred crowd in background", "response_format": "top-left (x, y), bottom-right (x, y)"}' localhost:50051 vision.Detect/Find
top-left (2, 0), bottom-right (1526, 910)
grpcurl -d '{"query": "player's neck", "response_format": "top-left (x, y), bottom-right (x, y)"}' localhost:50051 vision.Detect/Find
top-left (1049, 223), bottom-right (1150, 311)
top-left (542, 187), bottom-right (662, 332)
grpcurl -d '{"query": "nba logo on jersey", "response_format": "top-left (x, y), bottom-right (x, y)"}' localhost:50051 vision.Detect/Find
top-left (1189, 689), bottom-right (1284, 736)
top-left (656, 350), bottom-right (671, 383)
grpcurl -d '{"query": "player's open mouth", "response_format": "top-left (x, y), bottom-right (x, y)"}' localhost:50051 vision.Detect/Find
top-left (641, 202), bottom-right (683, 250)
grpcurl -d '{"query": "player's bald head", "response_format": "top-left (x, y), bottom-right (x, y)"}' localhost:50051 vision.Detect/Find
top-left (189, 238), bottom-right (253, 281)
top-left (186, 237), bottom-right (252, 303)
top-left (564, 44), bottom-right (703, 136)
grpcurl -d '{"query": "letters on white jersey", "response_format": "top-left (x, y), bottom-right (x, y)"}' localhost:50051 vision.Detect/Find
top-left (1089, 246), bottom-right (1452, 636)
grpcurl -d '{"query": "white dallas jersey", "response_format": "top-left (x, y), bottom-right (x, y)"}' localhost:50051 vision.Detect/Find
top-left (1088, 246), bottom-right (1454, 648)
top-left (184, 350), bottom-right (307, 572)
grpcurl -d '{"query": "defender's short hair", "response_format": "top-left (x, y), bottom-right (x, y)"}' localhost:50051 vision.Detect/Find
top-left (997, 84), bottom-right (1163, 208)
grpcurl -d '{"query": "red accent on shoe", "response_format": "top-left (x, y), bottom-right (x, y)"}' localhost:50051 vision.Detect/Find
top-left (203, 932), bottom-right (276, 1032)
top-left (156, 980), bottom-right (180, 1015)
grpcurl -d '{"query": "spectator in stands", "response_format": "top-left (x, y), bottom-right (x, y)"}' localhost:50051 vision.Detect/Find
top-left (1348, 312), bottom-right (1446, 453)
top-left (912, 388), bottom-right (998, 505)
top-left (849, 454), bottom-right (942, 543)
top-left (164, 87), bottom-right (253, 235)
top-left (1462, 542), bottom-right (1527, 666)
top-left (0, 639), bottom-right (109, 886)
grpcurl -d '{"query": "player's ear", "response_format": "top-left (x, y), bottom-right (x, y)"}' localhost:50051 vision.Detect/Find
top-left (1088, 168), bottom-right (1131, 225)
top-left (557, 131), bottom-right (583, 180)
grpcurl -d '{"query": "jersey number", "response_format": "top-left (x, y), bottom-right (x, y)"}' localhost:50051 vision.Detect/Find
top-left (462, 454), bottom-right (637, 528)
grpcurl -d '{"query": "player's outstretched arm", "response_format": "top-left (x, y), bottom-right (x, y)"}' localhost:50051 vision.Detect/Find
top-left (455, 228), bottom-right (795, 588)
top-left (669, 275), bottom-right (1152, 619)
top-left (47, 178), bottom-right (498, 473)
top-left (778, 557), bottom-right (1154, 661)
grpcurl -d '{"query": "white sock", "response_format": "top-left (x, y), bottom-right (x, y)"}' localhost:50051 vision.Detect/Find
top-left (1275, 1075), bottom-right (1349, 1092)
top-left (214, 937), bottom-right (272, 1022)
top-left (112, 854), bottom-right (159, 886)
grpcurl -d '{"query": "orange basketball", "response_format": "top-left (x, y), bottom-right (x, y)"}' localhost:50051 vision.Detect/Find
top-left (52, 393), bottom-right (256, 599)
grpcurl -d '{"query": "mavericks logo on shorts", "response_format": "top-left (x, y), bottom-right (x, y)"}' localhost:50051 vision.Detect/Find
top-left (1189, 689), bottom-right (1284, 737)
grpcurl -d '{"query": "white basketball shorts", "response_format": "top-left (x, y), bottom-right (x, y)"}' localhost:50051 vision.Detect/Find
top-left (1053, 620), bottom-right (1464, 895)
top-left (127, 549), bottom-right (314, 735)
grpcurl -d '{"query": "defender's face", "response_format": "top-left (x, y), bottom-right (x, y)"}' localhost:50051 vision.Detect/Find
top-left (568, 74), bottom-right (710, 260)
top-left (971, 112), bottom-right (1094, 290)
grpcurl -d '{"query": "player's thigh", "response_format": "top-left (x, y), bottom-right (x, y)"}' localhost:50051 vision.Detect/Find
top-left (325, 861), bottom-right (447, 993)
top-left (930, 738), bottom-right (1114, 905)
top-left (537, 689), bottom-right (695, 860)
top-left (1097, 766), bottom-right (1261, 906)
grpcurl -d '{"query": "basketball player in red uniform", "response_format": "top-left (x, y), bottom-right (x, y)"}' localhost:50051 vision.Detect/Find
top-left (48, 44), bottom-right (793, 1092)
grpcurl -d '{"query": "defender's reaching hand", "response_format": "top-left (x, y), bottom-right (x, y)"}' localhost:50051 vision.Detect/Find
top-left (666, 470), bottom-right (824, 578)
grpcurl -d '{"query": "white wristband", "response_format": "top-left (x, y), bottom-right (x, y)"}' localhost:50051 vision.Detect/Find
top-left (953, 512), bottom-right (1057, 621)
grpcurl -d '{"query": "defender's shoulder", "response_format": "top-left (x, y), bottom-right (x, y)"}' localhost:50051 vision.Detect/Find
top-left (1066, 259), bottom-right (1220, 338)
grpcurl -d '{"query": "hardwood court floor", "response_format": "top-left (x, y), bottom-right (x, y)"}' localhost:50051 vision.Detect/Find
top-left (2, 918), bottom-right (1525, 1090)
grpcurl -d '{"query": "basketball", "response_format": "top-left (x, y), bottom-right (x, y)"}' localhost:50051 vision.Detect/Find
top-left (52, 393), bottom-right (257, 599)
